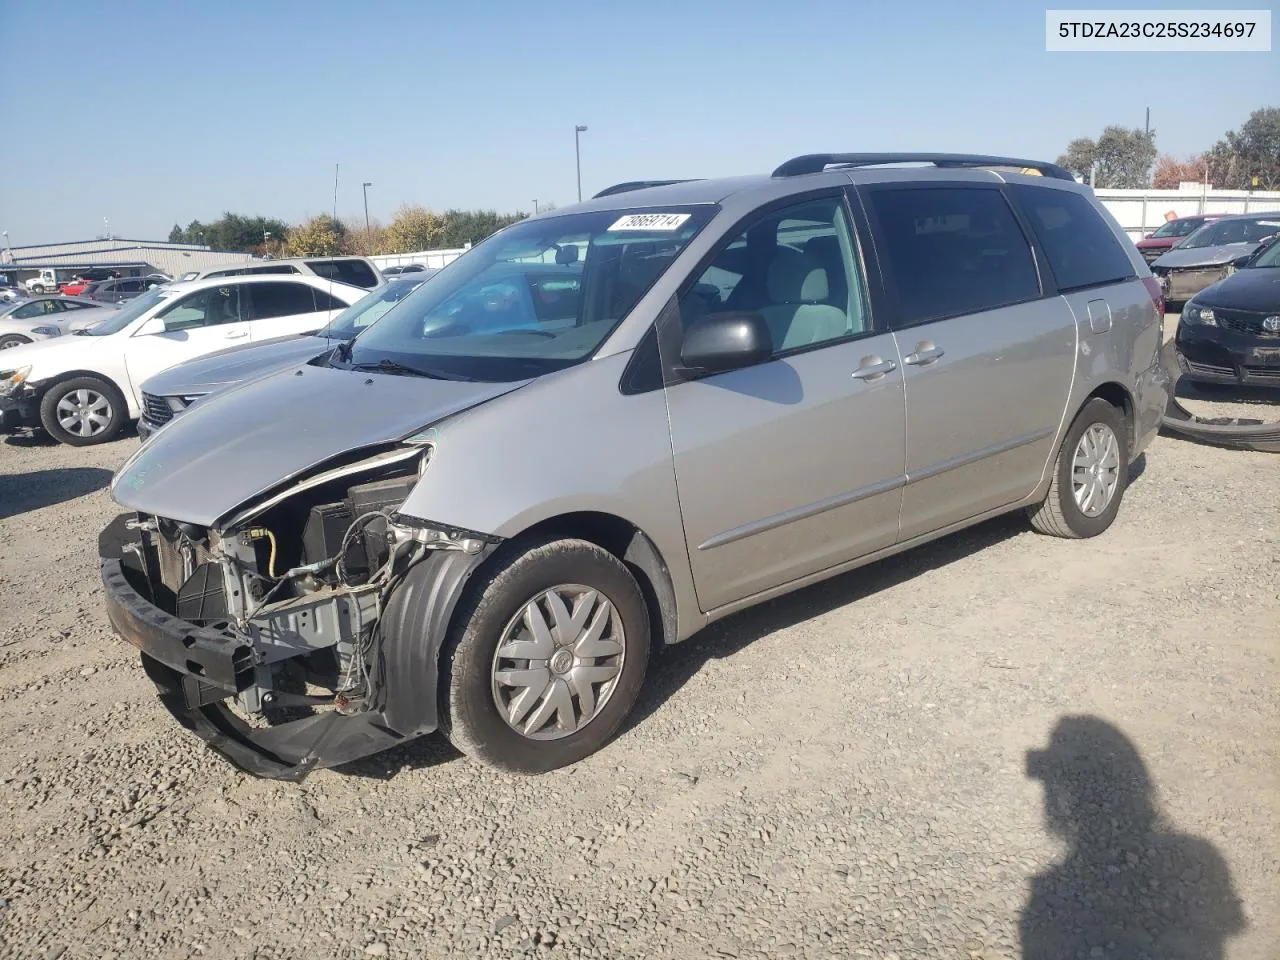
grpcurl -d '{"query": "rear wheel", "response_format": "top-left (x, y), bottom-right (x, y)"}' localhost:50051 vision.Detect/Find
top-left (440, 538), bottom-right (650, 773)
top-left (39, 376), bottom-right (128, 446)
top-left (1028, 398), bottom-right (1129, 539)
top-left (0, 334), bottom-right (32, 350)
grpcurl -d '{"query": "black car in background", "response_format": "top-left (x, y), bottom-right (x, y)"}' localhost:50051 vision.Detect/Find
top-left (1174, 237), bottom-right (1280, 388)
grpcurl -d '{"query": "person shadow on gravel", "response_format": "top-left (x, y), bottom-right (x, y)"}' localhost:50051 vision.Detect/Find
top-left (1020, 716), bottom-right (1245, 960)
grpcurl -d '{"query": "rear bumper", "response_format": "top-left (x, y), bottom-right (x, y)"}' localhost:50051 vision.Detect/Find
top-left (1133, 347), bottom-right (1176, 458)
top-left (99, 516), bottom-right (410, 780)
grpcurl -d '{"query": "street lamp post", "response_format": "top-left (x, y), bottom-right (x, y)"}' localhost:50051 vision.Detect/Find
top-left (533, 199), bottom-right (539, 214)
top-left (574, 125), bottom-right (588, 202)
top-left (362, 182), bottom-right (373, 231)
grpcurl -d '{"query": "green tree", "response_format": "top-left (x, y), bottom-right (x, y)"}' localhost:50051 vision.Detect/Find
top-left (1057, 126), bottom-right (1157, 188)
top-left (386, 205), bottom-right (447, 253)
top-left (167, 224), bottom-right (184, 243)
top-left (1206, 107), bottom-right (1280, 190)
top-left (285, 214), bottom-right (346, 257)
top-left (438, 209), bottom-right (528, 248)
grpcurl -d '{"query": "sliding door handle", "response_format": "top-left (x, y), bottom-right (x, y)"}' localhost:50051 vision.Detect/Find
top-left (903, 342), bottom-right (945, 366)
top-left (851, 357), bottom-right (897, 381)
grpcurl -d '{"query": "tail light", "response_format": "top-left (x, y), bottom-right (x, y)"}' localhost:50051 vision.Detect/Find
top-left (1142, 276), bottom-right (1165, 318)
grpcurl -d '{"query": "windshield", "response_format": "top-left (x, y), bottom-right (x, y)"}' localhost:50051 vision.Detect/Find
top-left (318, 278), bottom-right (427, 338)
top-left (341, 205), bottom-right (716, 381)
top-left (1150, 218), bottom-right (1201, 239)
top-left (1250, 240), bottom-right (1280, 268)
top-left (81, 286), bottom-right (170, 335)
top-left (1180, 217), bottom-right (1280, 250)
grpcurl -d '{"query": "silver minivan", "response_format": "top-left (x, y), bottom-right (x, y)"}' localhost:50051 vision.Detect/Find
top-left (99, 153), bottom-right (1172, 780)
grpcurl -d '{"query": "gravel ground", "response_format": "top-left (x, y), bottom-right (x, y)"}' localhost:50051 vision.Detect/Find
top-left (1, 389), bottom-right (1277, 959)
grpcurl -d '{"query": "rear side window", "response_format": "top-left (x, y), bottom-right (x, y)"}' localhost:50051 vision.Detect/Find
top-left (249, 282), bottom-right (320, 320)
top-left (313, 289), bottom-right (350, 310)
top-left (1008, 185), bottom-right (1136, 292)
top-left (246, 264), bottom-right (300, 275)
top-left (305, 258), bottom-right (379, 289)
top-left (866, 187), bottom-right (1040, 326)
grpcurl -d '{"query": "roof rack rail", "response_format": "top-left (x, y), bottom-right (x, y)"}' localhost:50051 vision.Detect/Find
top-left (591, 179), bottom-right (702, 199)
top-left (771, 153), bottom-right (1075, 181)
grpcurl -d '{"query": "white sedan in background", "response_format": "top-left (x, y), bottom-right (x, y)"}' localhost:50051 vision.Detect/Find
top-left (0, 274), bottom-right (365, 445)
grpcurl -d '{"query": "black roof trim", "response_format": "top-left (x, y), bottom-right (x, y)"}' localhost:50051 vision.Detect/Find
top-left (591, 179), bottom-right (703, 199)
top-left (772, 153), bottom-right (1076, 182)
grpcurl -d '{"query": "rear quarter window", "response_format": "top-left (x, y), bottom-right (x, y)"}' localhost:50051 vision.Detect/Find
top-left (1008, 185), bottom-right (1136, 292)
top-left (305, 258), bottom-right (379, 289)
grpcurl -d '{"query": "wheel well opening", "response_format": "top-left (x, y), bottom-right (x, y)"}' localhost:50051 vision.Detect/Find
top-left (1087, 382), bottom-right (1134, 446)
top-left (496, 511), bottom-right (678, 653)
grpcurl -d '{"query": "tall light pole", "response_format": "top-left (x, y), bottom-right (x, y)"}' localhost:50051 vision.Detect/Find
top-left (362, 181), bottom-right (373, 231)
top-left (1, 231), bottom-right (9, 263)
top-left (574, 125), bottom-right (588, 202)
top-left (533, 199), bottom-right (539, 214)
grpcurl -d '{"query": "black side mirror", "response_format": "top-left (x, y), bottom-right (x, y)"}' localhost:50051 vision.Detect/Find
top-left (677, 311), bottom-right (773, 376)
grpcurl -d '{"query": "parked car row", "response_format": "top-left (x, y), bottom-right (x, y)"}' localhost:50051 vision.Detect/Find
top-left (8, 160), bottom-right (1273, 785)
top-left (0, 274), bottom-right (367, 444)
top-left (1148, 212), bottom-right (1280, 302)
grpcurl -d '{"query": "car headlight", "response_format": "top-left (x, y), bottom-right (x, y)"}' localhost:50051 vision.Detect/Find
top-left (30, 325), bottom-right (63, 337)
top-left (1182, 303), bottom-right (1216, 326)
top-left (0, 365), bottom-right (32, 396)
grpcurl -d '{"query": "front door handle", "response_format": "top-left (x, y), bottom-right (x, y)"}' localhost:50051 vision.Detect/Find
top-left (851, 356), bottom-right (897, 380)
top-left (903, 342), bottom-right (945, 366)
top-left (224, 330), bottom-right (249, 339)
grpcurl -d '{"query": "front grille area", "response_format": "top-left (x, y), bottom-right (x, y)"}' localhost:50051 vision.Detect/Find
top-left (141, 392), bottom-right (173, 425)
top-left (1216, 309), bottom-right (1280, 337)
top-left (1184, 358), bottom-right (1235, 377)
top-left (1243, 366), bottom-right (1280, 381)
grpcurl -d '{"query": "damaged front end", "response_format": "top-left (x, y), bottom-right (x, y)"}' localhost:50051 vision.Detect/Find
top-left (99, 445), bottom-right (499, 780)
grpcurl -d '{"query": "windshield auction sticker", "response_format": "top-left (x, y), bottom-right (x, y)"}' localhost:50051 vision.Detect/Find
top-left (608, 213), bottom-right (692, 232)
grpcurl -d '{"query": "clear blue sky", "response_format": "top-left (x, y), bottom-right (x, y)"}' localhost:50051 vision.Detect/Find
top-left (1, 0), bottom-right (1275, 246)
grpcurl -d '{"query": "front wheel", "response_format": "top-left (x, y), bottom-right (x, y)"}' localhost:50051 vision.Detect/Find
top-left (1027, 397), bottom-right (1129, 539)
top-left (0, 334), bottom-right (32, 350)
top-left (440, 539), bottom-right (650, 773)
top-left (38, 376), bottom-right (128, 446)
top-left (29, 284), bottom-right (45, 294)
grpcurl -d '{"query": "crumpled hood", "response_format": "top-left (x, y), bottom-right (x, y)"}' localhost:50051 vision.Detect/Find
top-left (1152, 242), bottom-right (1257, 270)
top-left (141, 334), bottom-right (336, 397)
top-left (1195, 267), bottom-right (1280, 313)
top-left (111, 363), bottom-right (527, 526)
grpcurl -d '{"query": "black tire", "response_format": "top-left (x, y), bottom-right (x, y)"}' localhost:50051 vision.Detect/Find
top-left (1028, 397), bottom-right (1129, 539)
top-left (29, 284), bottom-right (45, 294)
top-left (440, 538), bottom-right (650, 773)
top-left (0, 334), bottom-right (32, 350)
top-left (38, 375), bottom-right (128, 446)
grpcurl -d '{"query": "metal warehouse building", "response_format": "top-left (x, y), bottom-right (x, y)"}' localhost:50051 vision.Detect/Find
top-left (1, 237), bottom-right (254, 280)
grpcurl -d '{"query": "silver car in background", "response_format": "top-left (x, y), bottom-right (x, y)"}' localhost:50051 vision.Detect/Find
top-left (1149, 212), bottom-right (1280, 302)
top-left (0, 295), bottom-right (119, 349)
top-left (99, 152), bottom-right (1172, 781)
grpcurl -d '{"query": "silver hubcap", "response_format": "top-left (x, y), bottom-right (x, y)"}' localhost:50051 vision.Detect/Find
top-left (491, 585), bottom-right (626, 741)
top-left (56, 388), bottom-right (112, 437)
top-left (0, 338), bottom-right (23, 350)
top-left (1072, 423), bottom-right (1120, 517)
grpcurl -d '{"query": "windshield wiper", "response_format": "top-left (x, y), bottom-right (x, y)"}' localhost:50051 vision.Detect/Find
top-left (350, 358), bottom-right (476, 382)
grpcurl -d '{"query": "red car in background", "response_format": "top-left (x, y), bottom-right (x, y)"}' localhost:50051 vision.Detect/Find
top-left (1136, 214), bottom-right (1226, 265)
top-left (59, 269), bottom-right (122, 296)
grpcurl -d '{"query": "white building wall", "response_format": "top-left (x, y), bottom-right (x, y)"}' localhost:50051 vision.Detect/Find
top-left (370, 246), bottom-right (470, 271)
top-left (1093, 184), bottom-right (1280, 241)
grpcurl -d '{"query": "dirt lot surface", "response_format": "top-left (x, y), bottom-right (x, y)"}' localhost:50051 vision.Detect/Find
top-left (1, 398), bottom-right (1277, 959)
